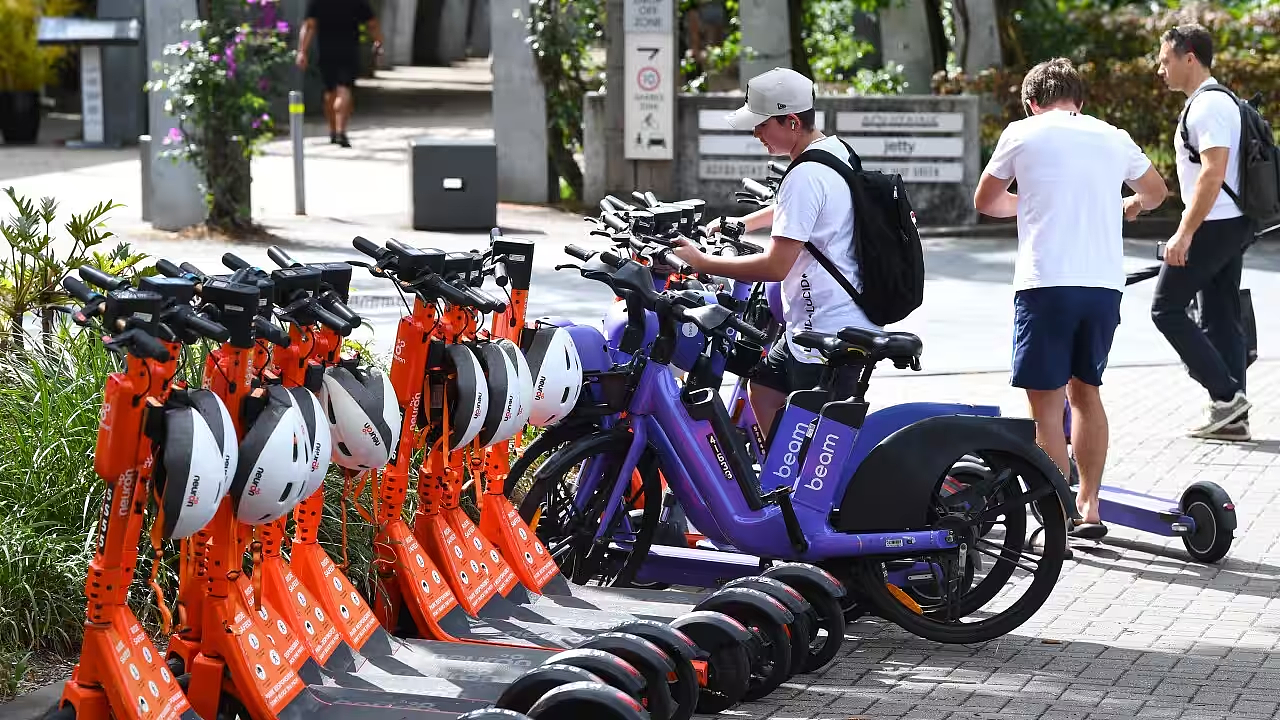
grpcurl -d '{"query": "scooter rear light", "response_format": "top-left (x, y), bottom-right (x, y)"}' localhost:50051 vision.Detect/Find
top-left (1224, 503), bottom-right (1235, 511)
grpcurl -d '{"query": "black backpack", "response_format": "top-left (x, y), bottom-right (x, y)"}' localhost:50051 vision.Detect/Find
top-left (1180, 84), bottom-right (1280, 233)
top-left (779, 137), bottom-right (925, 327)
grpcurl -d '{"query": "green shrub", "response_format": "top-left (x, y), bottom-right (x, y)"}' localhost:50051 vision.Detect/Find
top-left (935, 3), bottom-right (1280, 199)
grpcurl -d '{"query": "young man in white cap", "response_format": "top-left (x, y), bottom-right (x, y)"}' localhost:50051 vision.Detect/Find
top-left (673, 67), bottom-right (874, 438)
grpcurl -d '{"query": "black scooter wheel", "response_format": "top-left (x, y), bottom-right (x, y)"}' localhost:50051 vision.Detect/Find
top-left (759, 563), bottom-right (847, 672)
top-left (694, 589), bottom-right (793, 701)
top-left (575, 633), bottom-right (677, 720)
top-left (669, 611), bottom-right (752, 714)
top-left (496, 664), bottom-right (608, 714)
top-left (1181, 483), bottom-right (1236, 563)
top-left (526, 681), bottom-right (649, 720)
top-left (540, 648), bottom-right (647, 703)
top-left (606, 621), bottom-right (700, 720)
top-left (721, 577), bottom-right (812, 678)
top-left (457, 710), bottom-right (533, 720)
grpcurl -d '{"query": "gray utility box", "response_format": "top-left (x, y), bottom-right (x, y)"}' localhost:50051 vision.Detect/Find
top-left (410, 133), bottom-right (498, 231)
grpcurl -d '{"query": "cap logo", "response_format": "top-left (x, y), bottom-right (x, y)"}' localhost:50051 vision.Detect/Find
top-left (777, 103), bottom-right (786, 109)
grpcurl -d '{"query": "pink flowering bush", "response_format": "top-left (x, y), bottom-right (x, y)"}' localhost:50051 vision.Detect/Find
top-left (148, 0), bottom-right (293, 232)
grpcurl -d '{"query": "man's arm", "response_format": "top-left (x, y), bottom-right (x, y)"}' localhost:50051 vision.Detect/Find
top-left (672, 235), bottom-right (805, 282)
top-left (296, 18), bottom-right (316, 68)
top-left (367, 17), bottom-right (385, 50)
top-left (1124, 164), bottom-right (1168, 219)
top-left (974, 172), bottom-right (1018, 218)
top-left (1178, 146), bottom-right (1229, 235)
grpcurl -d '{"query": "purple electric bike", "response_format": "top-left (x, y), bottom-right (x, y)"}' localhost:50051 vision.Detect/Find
top-left (524, 244), bottom-right (1078, 646)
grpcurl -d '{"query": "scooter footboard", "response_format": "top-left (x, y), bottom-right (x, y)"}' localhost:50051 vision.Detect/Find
top-left (834, 414), bottom-right (1080, 533)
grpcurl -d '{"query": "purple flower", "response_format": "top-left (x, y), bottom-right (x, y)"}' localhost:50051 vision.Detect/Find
top-left (163, 127), bottom-right (184, 145)
top-left (179, 40), bottom-right (190, 50)
top-left (210, 53), bottom-right (221, 62)
top-left (276, 21), bottom-right (289, 33)
top-left (246, 0), bottom-right (258, 4)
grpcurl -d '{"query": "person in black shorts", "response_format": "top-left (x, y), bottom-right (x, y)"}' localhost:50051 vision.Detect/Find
top-left (297, 0), bottom-right (383, 148)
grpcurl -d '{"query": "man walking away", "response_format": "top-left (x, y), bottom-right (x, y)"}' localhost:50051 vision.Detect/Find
top-left (297, 0), bottom-right (384, 148)
top-left (1153, 24), bottom-right (1252, 441)
top-left (974, 58), bottom-right (1167, 539)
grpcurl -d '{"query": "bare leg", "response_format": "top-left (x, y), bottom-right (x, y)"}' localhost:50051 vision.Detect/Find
top-left (1066, 378), bottom-right (1107, 524)
top-left (747, 381), bottom-right (786, 443)
top-left (1025, 387), bottom-right (1070, 484)
top-left (334, 85), bottom-right (354, 134)
top-left (323, 90), bottom-right (336, 134)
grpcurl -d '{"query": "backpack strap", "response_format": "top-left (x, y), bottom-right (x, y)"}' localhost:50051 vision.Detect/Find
top-left (1179, 83), bottom-right (1243, 206)
top-left (777, 138), bottom-right (865, 304)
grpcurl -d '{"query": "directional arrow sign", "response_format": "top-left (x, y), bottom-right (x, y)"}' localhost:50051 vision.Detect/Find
top-left (639, 47), bottom-right (660, 60)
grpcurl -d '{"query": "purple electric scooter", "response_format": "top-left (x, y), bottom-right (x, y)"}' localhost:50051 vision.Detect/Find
top-left (1031, 249), bottom-right (1244, 563)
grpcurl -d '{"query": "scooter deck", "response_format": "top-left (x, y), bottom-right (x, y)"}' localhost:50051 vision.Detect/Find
top-left (318, 637), bottom-right (559, 699)
top-left (1071, 484), bottom-right (1189, 537)
top-left (277, 683), bottom-right (518, 720)
top-left (631, 544), bottom-right (765, 587)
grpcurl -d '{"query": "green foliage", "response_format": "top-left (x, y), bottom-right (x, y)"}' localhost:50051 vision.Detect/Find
top-left (0, 187), bottom-right (149, 351)
top-left (0, 0), bottom-right (83, 92)
top-left (148, 0), bottom-right (293, 232)
top-left (524, 0), bottom-right (605, 202)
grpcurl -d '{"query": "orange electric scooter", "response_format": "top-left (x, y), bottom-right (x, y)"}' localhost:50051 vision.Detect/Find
top-left (145, 262), bottom-right (654, 720)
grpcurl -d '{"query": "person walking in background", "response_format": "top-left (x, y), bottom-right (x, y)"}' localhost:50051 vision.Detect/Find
top-left (296, 0), bottom-right (384, 148)
top-left (974, 58), bottom-right (1167, 539)
top-left (1152, 24), bottom-right (1252, 441)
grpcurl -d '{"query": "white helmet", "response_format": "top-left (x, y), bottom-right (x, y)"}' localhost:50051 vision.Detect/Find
top-left (524, 327), bottom-right (583, 427)
top-left (319, 364), bottom-right (401, 471)
top-left (499, 338), bottom-right (534, 433)
top-left (475, 341), bottom-right (526, 448)
top-left (231, 385), bottom-right (310, 525)
top-left (156, 389), bottom-right (237, 539)
top-left (442, 344), bottom-right (488, 451)
top-left (284, 386), bottom-right (331, 499)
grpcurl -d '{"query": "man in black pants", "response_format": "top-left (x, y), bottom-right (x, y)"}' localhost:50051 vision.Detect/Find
top-left (1153, 24), bottom-right (1252, 441)
top-left (297, 0), bottom-right (383, 148)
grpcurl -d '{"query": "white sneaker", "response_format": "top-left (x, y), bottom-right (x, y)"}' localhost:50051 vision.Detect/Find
top-left (1188, 391), bottom-right (1251, 437)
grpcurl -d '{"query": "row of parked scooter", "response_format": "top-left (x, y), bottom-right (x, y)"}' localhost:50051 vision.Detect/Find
top-left (46, 230), bottom-right (848, 720)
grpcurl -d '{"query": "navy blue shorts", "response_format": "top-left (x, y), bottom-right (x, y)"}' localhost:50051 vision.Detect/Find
top-left (1012, 286), bottom-right (1122, 390)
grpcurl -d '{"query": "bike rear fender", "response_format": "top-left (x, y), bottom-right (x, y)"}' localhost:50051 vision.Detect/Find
top-left (834, 414), bottom-right (1080, 533)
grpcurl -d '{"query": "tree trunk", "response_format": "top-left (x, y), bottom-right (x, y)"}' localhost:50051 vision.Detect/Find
top-left (785, 0), bottom-right (812, 80)
top-left (923, 0), bottom-right (949, 75)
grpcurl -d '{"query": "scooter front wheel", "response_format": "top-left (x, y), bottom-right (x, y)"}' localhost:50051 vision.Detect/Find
top-left (1181, 485), bottom-right (1235, 563)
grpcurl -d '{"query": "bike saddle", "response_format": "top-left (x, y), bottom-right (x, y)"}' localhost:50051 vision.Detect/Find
top-left (836, 326), bottom-right (923, 365)
top-left (790, 331), bottom-right (867, 367)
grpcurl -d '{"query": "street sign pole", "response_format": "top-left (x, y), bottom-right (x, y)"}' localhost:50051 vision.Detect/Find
top-left (289, 90), bottom-right (306, 215)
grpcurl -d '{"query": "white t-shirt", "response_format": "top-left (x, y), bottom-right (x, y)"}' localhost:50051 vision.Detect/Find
top-left (1175, 77), bottom-right (1243, 221)
top-left (984, 110), bottom-right (1153, 292)
top-left (772, 135), bottom-right (878, 364)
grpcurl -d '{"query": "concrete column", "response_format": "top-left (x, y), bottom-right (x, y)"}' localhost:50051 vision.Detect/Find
top-left (99, 0), bottom-right (147, 144)
top-left (384, 0), bottom-right (419, 65)
top-left (956, 0), bottom-right (1002, 73)
top-left (436, 0), bottom-right (470, 64)
top-left (738, 0), bottom-right (790, 87)
top-left (879, 0), bottom-right (935, 94)
top-left (490, 0), bottom-right (550, 203)
top-left (144, 0), bottom-right (206, 230)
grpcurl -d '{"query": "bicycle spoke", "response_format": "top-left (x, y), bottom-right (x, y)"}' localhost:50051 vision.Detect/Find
top-left (974, 537), bottom-right (1041, 573)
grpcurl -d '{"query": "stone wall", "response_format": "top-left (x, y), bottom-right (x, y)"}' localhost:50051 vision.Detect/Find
top-left (585, 92), bottom-right (981, 226)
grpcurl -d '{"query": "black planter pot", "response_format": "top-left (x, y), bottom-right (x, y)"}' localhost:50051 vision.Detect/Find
top-left (0, 91), bottom-right (42, 145)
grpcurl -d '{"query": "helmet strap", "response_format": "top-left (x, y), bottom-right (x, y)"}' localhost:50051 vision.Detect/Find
top-left (148, 512), bottom-right (174, 635)
top-left (249, 528), bottom-right (265, 613)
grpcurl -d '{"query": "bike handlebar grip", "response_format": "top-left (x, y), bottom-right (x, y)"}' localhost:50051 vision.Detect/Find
top-left (604, 194), bottom-right (632, 211)
top-left (768, 160), bottom-right (789, 176)
top-left (79, 265), bottom-right (125, 291)
top-left (490, 227), bottom-right (503, 239)
top-left (352, 235), bottom-right (384, 259)
top-left (658, 250), bottom-right (692, 276)
top-left (267, 246), bottom-right (298, 268)
top-left (155, 259), bottom-right (186, 278)
top-left (311, 302), bottom-right (352, 336)
top-left (602, 213), bottom-right (629, 232)
top-left (644, 191), bottom-right (659, 208)
top-left (731, 317), bottom-right (768, 345)
top-left (63, 276), bottom-right (99, 303)
top-left (743, 178), bottom-right (773, 199)
top-left (564, 245), bottom-right (593, 262)
top-left (493, 259), bottom-right (509, 287)
top-left (187, 312), bottom-right (231, 343)
top-left (179, 262), bottom-right (206, 277)
top-left (718, 244), bottom-right (740, 258)
top-left (423, 276), bottom-right (473, 307)
top-left (222, 253), bottom-right (251, 271)
top-left (130, 330), bottom-right (172, 362)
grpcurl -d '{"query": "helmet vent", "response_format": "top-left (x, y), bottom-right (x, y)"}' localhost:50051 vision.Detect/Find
top-left (326, 397), bottom-right (338, 425)
top-left (278, 482), bottom-right (294, 503)
top-left (337, 441), bottom-right (352, 457)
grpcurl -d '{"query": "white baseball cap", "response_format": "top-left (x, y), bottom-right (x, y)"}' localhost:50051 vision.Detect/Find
top-left (724, 67), bottom-right (815, 131)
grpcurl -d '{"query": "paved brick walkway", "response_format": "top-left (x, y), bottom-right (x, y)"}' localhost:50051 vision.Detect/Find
top-left (723, 359), bottom-right (1280, 720)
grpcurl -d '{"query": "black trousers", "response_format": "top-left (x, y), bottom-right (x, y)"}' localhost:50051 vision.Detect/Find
top-left (1150, 215), bottom-right (1252, 403)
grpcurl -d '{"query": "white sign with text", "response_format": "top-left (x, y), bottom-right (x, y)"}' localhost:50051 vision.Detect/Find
top-left (624, 5), bottom-right (674, 161)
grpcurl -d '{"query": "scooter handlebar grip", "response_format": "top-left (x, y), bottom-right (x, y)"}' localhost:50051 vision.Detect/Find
top-left (352, 236), bottom-right (384, 259)
top-left (221, 253), bottom-right (252, 271)
top-left (386, 238), bottom-right (417, 257)
top-left (154, 259), bottom-right (186, 278)
top-left (267, 246), bottom-right (298, 268)
top-left (129, 330), bottom-right (172, 362)
top-left (187, 312), bottom-right (231, 343)
top-left (599, 250), bottom-right (626, 269)
top-left (254, 316), bottom-right (292, 347)
top-left (602, 213), bottom-right (630, 232)
top-left (311, 302), bottom-right (352, 336)
top-left (743, 178), bottom-right (773, 199)
top-left (320, 292), bottom-right (361, 327)
top-left (63, 276), bottom-right (99, 303)
top-left (79, 265), bottom-right (125, 291)
top-left (564, 245), bottom-right (593, 262)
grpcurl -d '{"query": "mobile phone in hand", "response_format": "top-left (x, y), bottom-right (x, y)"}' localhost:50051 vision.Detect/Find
top-left (1156, 241), bottom-right (1167, 260)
